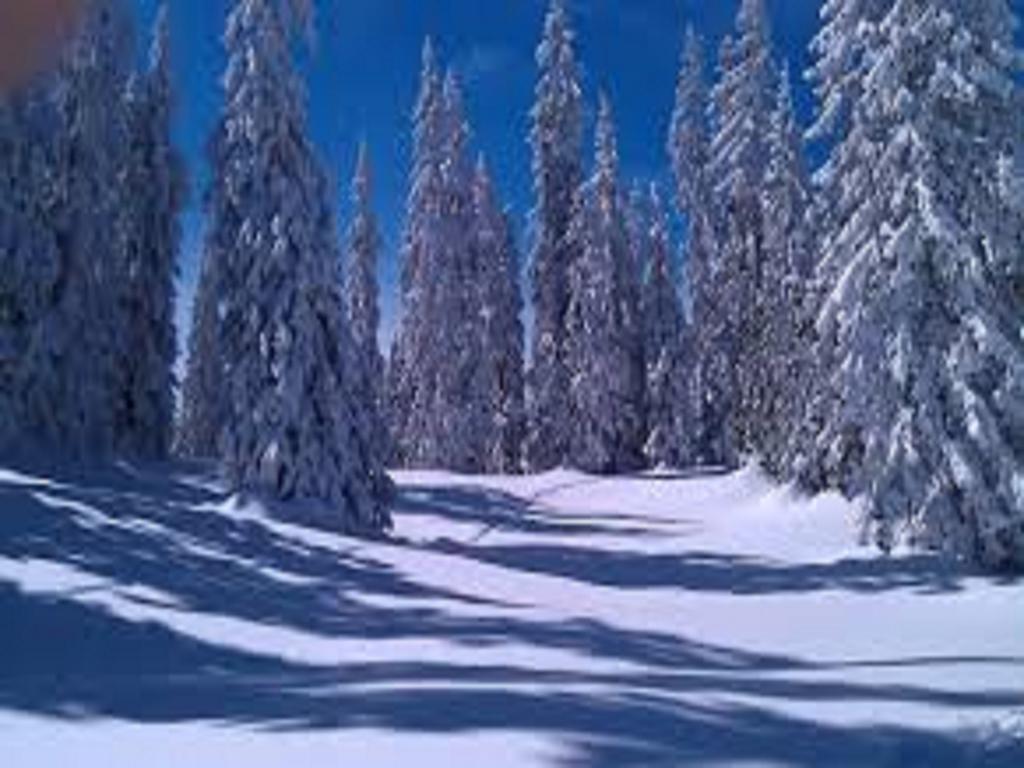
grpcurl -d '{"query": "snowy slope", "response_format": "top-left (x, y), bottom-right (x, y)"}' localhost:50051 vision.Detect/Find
top-left (1, 462), bottom-right (1022, 767)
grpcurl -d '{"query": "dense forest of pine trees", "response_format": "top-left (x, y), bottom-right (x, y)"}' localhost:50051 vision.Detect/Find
top-left (0, 0), bottom-right (1021, 569)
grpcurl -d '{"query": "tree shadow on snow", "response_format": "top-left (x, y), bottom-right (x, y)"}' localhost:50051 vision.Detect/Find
top-left (404, 482), bottom-right (994, 596)
top-left (0, 463), bottom-right (1021, 767)
top-left (431, 539), bottom-right (974, 596)
top-left (398, 482), bottom-right (699, 541)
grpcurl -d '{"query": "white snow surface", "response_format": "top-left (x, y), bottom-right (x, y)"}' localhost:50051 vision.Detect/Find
top-left (0, 462), bottom-right (1022, 766)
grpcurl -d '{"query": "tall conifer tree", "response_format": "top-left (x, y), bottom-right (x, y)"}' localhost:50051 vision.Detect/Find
top-left (524, 0), bottom-right (584, 471)
top-left (565, 96), bottom-right (644, 473)
top-left (117, 4), bottom-right (186, 458)
top-left (209, 0), bottom-right (391, 530)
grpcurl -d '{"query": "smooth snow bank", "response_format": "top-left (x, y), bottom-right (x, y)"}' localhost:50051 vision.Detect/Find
top-left (0, 461), bottom-right (1022, 767)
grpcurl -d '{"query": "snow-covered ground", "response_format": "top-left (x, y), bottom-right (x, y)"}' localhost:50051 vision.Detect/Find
top-left (1, 461), bottom-right (1022, 766)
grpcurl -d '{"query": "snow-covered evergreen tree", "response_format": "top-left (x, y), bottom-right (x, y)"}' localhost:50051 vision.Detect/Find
top-left (344, 141), bottom-right (386, 437)
top-left (640, 185), bottom-right (690, 469)
top-left (212, 0), bottom-right (391, 531)
top-left (389, 47), bottom-right (486, 472)
top-left (709, 0), bottom-right (777, 464)
top-left (115, 4), bottom-right (186, 458)
top-left (804, 0), bottom-right (890, 234)
top-left (754, 66), bottom-right (813, 476)
top-left (473, 156), bottom-right (526, 474)
top-left (0, 81), bottom-right (62, 453)
top-left (435, 70), bottom-right (487, 472)
top-left (668, 26), bottom-right (726, 467)
top-left (620, 182), bottom-right (650, 460)
top-left (815, 0), bottom-right (1023, 569)
top-left (45, 0), bottom-right (135, 456)
top-left (0, 1), bottom-right (151, 460)
top-left (565, 95), bottom-right (645, 474)
top-left (624, 184), bottom-right (653, 451)
top-left (793, 0), bottom-right (891, 489)
top-left (524, 0), bottom-right (584, 471)
top-left (388, 39), bottom-right (444, 467)
top-left (0, 101), bottom-right (23, 447)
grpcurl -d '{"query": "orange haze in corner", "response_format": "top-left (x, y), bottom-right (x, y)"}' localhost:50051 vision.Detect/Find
top-left (0, 0), bottom-right (86, 92)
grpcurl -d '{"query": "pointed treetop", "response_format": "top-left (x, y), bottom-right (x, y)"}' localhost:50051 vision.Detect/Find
top-left (415, 36), bottom-right (441, 114)
top-left (671, 24), bottom-right (708, 144)
top-left (530, 0), bottom-right (582, 170)
top-left (353, 140), bottom-right (372, 205)
top-left (474, 152), bottom-right (500, 212)
top-left (546, 0), bottom-right (570, 35)
top-left (683, 24), bottom-right (704, 73)
top-left (770, 62), bottom-right (807, 176)
top-left (738, 0), bottom-right (770, 39)
top-left (539, 0), bottom-right (578, 69)
top-left (771, 66), bottom-right (806, 177)
top-left (595, 92), bottom-right (619, 179)
top-left (668, 23), bottom-right (714, 230)
top-left (413, 35), bottom-right (443, 144)
top-left (422, 36), bottom-right (438, 77)
top-left (648, 181), bottom-right (666, 222)
top-left (150, 2), bottom-right (172, 74)
top-left (475, 151), bottom-right (490, 183)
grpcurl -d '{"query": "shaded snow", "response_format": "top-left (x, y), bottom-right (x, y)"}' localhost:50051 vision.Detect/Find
top-left (1, 462), bottom-right (1022, 766)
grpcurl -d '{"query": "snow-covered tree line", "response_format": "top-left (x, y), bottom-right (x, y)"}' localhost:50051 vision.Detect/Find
top-left (663, 0), bottom-right (1023, 569)
top-left (0, 0), bottom-right (185, 460)
top-left (387, 40), bottom-right (525, 474)
top-left (388, 1), bottom-right (687, 476)
top-left (505, 0), bottom-right (1021, 569)
top-left (1, 0), bottom-right (1019, 567)
top-left (0, 0), bottom-right (391, 534)
top-left (794, 0), bottom-right (1024, 569)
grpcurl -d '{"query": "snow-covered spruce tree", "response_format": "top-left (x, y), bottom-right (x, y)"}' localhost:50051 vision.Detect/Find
top-left (668, 26), bottom-right (727, 468)
top-left (0, 81), bottom-right (62, 453)
top-left (804, 0), bottom-right (891, 241)
top-left (389, 47), bottom-right (485, 472)
top-left (44, 0), bottom-right (135, 456)
top-left (709, 0), bottom-right (777, 465)
top-left (0, 100), bottom-right (22, 447)
top-left (565, 95), bottom-right (645, 474)
top-left (388, 39), bottom-right (444, 467)
top-left (213, 0), bottom-right (391, 532)
top-left (754, 65), bottom-right (813, 476)
top-left (793, 0), bottom-right (892, 490)
top-left (620, 182), bottom-right (651, 458)
top-left (624, 184), bottom-right (653, 453)
top-left (115, 4), bottom-right (186, 459)
top-left (473, 156), bottom-right (526, 474)
top-left (524, 0), bottom-right (584, 472)
top-left (344, 141), bottom-right (387, 459)
top-left (640, 184), bottom-right (691, 469)
top-left (435, 70), bottom-right (488, 472)
top-left (818, 0), bottom-right (1024, 569)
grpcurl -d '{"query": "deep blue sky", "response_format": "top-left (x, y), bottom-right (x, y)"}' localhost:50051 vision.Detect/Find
top-left (131, 0), bottom-right (824, 352)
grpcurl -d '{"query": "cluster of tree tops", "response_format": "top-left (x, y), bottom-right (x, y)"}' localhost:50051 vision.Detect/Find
top-left (0, 0), bottom-right (1021, 570)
